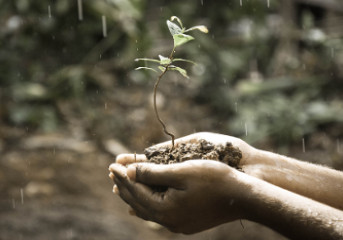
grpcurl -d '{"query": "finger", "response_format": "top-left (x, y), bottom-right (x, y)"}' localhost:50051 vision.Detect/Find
top-left (113, 184), bottom-right (119, 194)
top-left (114, 178), bottom-right (149, 215)
top-left (109, 172), bottom-right (115, 181)
top-left (114, 175), bottom-right (157, 221)
top-left (127, 163), bottom-right (185, 189)
top-left (109, 163), bottom-right (128, 180)
top-left (115, 154), bottom-right (147, 165)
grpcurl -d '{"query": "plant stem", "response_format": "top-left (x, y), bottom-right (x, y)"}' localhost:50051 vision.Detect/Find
top-left (153, 47), bottom-right (176, 148)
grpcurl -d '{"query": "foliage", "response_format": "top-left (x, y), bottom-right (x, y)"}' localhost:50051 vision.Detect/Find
top-left (1, 0), bottom-right (342, 148)
top-left (135, 16), bottom-right (208, 146)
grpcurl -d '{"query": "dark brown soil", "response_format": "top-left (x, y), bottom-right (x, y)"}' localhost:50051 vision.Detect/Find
top-left (144, 139), bottom-right (242, 169)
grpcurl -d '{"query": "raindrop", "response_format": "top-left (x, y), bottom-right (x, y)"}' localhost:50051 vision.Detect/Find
top-left (240, 0), bottom-right (242, 6)
top-left (200, 0), bottom-right (204, 5)
top-left (77, 0), bottom-right (83, 21)
top-left (20, 188), bottom-right (24, 204)
top-left (104, 102), bottom-right (107, 110)
top-left (223, 78), bottom-right (227, 84)
top-left (235, 102), bottom-right (238, 112)
top-left (331, 48), bottom-right (335, 58)
top-left (99, 54), bottom-right (102, 59)
top-left (267, 0), bottom-right (270, 8)
top-left (48, 5), bottom-right (52, 18)
top-left (302, 138), bottom-right (306, 152)
top-left (12, 199), bottom-right (16, 209)
top-left (245, 122), bottom-right (248, 136)
top-left (102, 15), bottom-right (107, 38)
top-left (53, 148), bottom-right (56, 155)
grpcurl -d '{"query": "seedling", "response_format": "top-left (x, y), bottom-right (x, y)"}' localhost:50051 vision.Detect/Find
top-left (135, 16), bottom-right (208, 148)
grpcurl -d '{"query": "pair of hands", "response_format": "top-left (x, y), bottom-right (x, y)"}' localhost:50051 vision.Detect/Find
top-left (109, 132), bottom-right (255, 234)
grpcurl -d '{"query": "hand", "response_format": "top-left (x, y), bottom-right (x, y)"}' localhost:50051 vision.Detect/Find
top-left (109, 160), bottom-right (249, 234)
top-left (115, 132), bottom-right (255, 168)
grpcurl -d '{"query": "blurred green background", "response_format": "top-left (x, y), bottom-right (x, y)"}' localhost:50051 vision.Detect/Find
top-left (0, 0), bottom-right (342, 239)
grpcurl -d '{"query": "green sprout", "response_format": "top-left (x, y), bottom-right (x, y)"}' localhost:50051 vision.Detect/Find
top-left (135, 16), bottom-right (208, 148)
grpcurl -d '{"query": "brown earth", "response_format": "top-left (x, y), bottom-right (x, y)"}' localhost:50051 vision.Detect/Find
top-left (144, 139), bottom-right (242, 168)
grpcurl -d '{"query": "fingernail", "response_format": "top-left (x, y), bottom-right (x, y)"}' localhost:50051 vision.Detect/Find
top-left (127, 165), bottom-right (136, 181)
top-left (113, 185), bottom-right (119, 194)
top-left (109, 172), bottom-right (115, 180)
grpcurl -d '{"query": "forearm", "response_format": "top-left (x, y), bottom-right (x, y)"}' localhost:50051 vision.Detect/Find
top-left (242, 148), bottom-right (343, 210)
top-left (237, 172), bottom-right (343, 240)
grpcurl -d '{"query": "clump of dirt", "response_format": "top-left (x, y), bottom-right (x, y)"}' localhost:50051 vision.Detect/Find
top-left (144, 139), bottom-right (242, 169)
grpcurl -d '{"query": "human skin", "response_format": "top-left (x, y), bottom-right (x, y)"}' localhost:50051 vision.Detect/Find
top-left (109, 132), bottom-right (343, 238)
top-left (114, 132), bottom-right (343, 210)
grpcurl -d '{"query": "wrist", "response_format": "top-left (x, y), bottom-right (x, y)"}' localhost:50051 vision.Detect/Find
top-left (221, 168), bottom-right (257, 221)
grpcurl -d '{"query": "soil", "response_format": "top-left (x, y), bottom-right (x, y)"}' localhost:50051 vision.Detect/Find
top-left (144, 139), bottom-right (242, 168)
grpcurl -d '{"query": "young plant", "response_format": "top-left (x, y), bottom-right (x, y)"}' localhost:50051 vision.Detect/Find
top-left (135, 16), bottom-right (208, 148)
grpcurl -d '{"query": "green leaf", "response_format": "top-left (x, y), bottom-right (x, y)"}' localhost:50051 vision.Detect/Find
top-left (173, 34), bottom-right (194, 47)
top-left (169, 66), bottom-right (189, 78)
top-left (184, 25), bottom-right (209, 33)
top-left (172, 58), bottom-right (196, 65)
top-left (167, 20), bottom-right (182, 36)
top-left (135, 67), bottom-right (157, 73)
top-left (158, 55), bottom-right (172, 65)
top-left (170, 16), bottom-right (184, 29)
top-left (135, 58), bottom-right (160, 63)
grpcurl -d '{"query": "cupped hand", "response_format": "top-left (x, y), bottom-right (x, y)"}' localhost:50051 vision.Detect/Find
top-left (109, 160), bottom-right (249, 234)
top-left (115, 132), bottom-right (255, 168)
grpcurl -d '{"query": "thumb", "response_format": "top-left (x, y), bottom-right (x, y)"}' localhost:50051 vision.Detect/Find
top-left (127, 163), bottom-right (185, 188)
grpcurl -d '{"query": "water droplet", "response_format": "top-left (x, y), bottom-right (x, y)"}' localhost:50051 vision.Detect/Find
top-left (331, 48), bottom-right (335, 58)
top-left (12, 199), bottom-right (16, 209)
top-left (104, 102), bottom-right (107, 110)
top-left (267, 0), bottom-right (270, 8)
top-left (102, 15), bottom-right (107, 38)
top-left (240, 0), bottom-right (243, 6)
top-left (77, 0), bottom-right (83, 21)
top-left (200, 0), bottom-right (204, 5)
top-left (235, 102), bottom-right (238, 112)
top-left (302, 138), bottom-right (306, 152)
top-left (20, 188), bottom-right (24, 204)
top-left (48, 5), bottom-right (52, 18)
top-left (245, 122), bottom-right (248, 136)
